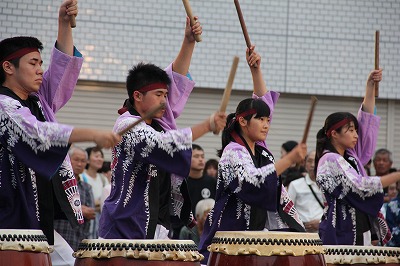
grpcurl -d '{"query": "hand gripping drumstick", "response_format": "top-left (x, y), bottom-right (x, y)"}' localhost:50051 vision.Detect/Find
top-left (234, 0), bottom-right (257, 67)
top-left (301, 96), bottom-right (318, 144)
top-left (117, 103), bottom-right (165, 136)
top-left (70, 15), bottom-right (76, 28)
top-left (182, 0), bottom-right (202, 42)
top-left (68, 1), bottom-right (76, 28)
top-left (212, 56), bottom-right (240, 134)
top-left (374, 30), bottom-right (379, 97)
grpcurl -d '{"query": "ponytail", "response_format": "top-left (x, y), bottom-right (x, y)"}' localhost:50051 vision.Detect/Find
top-left (217, 113), bottom-right (237, 157)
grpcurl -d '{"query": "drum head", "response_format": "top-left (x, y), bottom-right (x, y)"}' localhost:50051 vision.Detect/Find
top-left (74, 239), bottom-right (204, 262)
top-left (209, 231), bottom-right (325, 257)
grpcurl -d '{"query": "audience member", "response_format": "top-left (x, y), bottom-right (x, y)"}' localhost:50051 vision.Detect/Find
top-left (187, 144), bottom-right (217, 215)
top-left (385, 181), bottom-right (400, 247)
top-left (82, 146), bottom-right (109, 238)
top-left (280, 140), bottom-right (306, 187)
top-left (373, 148), bottom-right (397, 202)
top-left (179, 198), bottom-right (215, 245)
top-left (54, 146), bottom-right (95, 250)
top-left (204, 159), bottom-right (218, 179)
top-left (288, 151), bottom-right (323, 232)
top-left (99, 161), bottom-right (112, 211)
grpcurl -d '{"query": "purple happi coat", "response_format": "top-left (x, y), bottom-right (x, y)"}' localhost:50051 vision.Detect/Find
top-left (0, 46), bottom-right (84, 231)
top-left (199, 91), bottom-right (305, 262)
top-left (317, 108), bottom-right (391, 245)
top-left (98, 64), bottom-right (196, 239)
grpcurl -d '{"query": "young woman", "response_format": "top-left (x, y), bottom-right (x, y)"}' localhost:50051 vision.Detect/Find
top-left (198, 47), bottom-right (307, 262)
top-left (315, 68), bottom-right (400, 246)
top-left (82, 146), bottom-right (109, 239)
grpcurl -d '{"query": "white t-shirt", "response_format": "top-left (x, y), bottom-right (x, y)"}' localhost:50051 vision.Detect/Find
top-left (82, 171), bottom-right (108, 201)
top-left (287, 174), bottom-right (324, 223)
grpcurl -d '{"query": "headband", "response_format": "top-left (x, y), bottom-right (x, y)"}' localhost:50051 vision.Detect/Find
top-left (0, 47), bottom-right (39, 64)
top-left (326, 118), bottom-right (352, 138)
top-left (235, 108), bottom-right (257, 121)
top-left (136, 82), bottom-right (168, 93)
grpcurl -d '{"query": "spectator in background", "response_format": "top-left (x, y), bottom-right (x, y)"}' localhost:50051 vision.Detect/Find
top-left (373, 148), bottom-right (397, 203)
top-left (179, 198), bottom-right (215, 245)
top-left (288, 151), bottom-right (323, 232)
top-left (380, 182), bottom-right (398, 218)
top-left (385, 181), bottom-right (400, 247)
top-left (54, 146), bottom-right (95, 250)
top-left (187, 144), bottom-right (217, 216)
top-left (204, 159), bottom-right (218, 179)
top-left (100, 161), bottom-right (112, 211)
top-left (82, 146), bottom-right (109, 238)
top-left (170, 144), bottom-right (217, 239)
top-left (364, 159), bottom-right (372, 176)
top-left (280, 140), bottom-right (306, 187)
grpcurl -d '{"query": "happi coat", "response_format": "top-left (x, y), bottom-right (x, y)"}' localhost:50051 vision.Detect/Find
top-left (0, 45), bottom-right (84, 243)
top-left (199, 91), bottom-right (305, 262)
top-left (98, 64), bottom-right (196, 239)
top-left (316, 108), bottom-right (391, 245)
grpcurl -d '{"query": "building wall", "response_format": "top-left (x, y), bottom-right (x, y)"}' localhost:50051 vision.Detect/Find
top-left (1, 0), bottom-right (399, 98)
top-left (55, 82), bottom-right (400, 173)
top-left (1, 0), bottom-right (400, 170)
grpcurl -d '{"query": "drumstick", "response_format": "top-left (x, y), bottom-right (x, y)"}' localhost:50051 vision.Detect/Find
top-left (70, 16), bottom-right (76, 28)
top-left (233, 0), bottom-right (257, 67)
top-left (219, 56), bottom-right (240, 113)
top-left (117, 103), bottom-right (165, 136)
top-left (301, 96), bottom-right (318, 144)
top-left (182, 0), bottom-right (202, 42)
top-left (213, 56), bottom-right (239, 135)
top-left (374, 30), bottom-right (379, 97)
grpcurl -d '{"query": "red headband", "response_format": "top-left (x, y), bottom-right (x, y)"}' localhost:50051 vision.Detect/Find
top-left (0, 47), bottom-right (39, 64)
top-left (236, 108), bottom-right (257, 121)
top-left (326, 118), bottom-right (352, 138)
top-left (137, 82), bottom-right (168, 93)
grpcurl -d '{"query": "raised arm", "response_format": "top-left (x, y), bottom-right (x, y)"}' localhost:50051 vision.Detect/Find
top-left (172, 16), bottom-right (202, 75)
top-left (56, 0), bottom-right (78, 55)
top-left (362, 69), bottom-right (382, 113)
top-left (246, 45), bottom-right (267, 97)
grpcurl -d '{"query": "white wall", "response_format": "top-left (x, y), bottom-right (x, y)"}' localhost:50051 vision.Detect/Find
top-left (1, 0), bottom-right (399, 98)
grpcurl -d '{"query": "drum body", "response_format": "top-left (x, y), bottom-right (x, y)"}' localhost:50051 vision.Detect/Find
top-left (207, 231), bottom-right (326, 266)
top-left (324, 245), bottom-right (400, 266)
top-left (73, 239), bottom-right (204, 266)
top-left (0, 229), bottom-right (52, 266)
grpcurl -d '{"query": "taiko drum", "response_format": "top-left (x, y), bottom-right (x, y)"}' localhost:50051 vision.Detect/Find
top-left (73, 239), bottom-right (204, 266)
top-left (207, 231), bottom-right (326, 266)
top-left (0, 229), bottom-right (52, 266)
top-left (324, 245), bottom-right (400, 266)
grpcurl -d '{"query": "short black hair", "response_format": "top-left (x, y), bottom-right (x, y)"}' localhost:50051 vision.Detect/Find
top-left (192, 144), bottom-right (203, 151)
top-left (0, 36), bottom-right (43, 84)
top-left (126, 62), bottom-right (171, 100)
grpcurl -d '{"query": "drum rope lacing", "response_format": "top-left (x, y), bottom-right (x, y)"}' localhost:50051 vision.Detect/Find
top-left (0, 234), bottom-right (48, 242)
top-left (77, 242), bottom-right (199, 252)
top-left (211, 237), bottom-right (323, 246)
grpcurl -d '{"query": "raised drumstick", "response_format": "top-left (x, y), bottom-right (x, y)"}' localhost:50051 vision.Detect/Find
top-left (212, 56), bottom-right (240, 135)
top-left (234, 0), bottom-right (251, 48)
top-left (374, 30), bottom-right (379, 97)
top-left (301, 96), bottom-right (318, 144)
top-left (117, 103), bottom-right (165, 136)
top-left (219, 56), bottom-right (240, 113)
top-left (182, 0), bottom-right (202, 42)
top-left (234, 0), bottom-right (257, 67)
